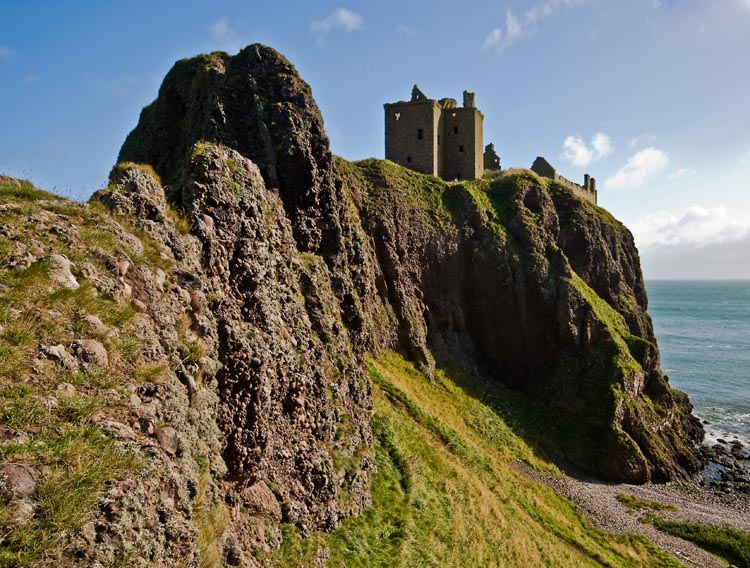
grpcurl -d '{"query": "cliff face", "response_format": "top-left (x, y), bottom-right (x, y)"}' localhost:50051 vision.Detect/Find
top-left (0, 44), bottom-right (703, 566)
top-left (336, 162), bottom-right (702, 482)
top-left (117, 39), bottom-right (702, 499)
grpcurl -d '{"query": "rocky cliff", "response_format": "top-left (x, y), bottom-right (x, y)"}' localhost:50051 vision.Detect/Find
top-left (0, 44), bottom-right (702, 566)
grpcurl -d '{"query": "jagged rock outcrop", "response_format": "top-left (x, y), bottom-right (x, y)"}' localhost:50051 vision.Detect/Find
top-left (93, 147), bottom-right (374, 563)
top-left (118, 44), bottom-right (399, 365)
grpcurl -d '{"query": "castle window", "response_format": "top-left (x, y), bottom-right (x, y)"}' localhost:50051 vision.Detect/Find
top-left (394, 112), bottom-right (400, 121)
top-left (438, 135), bottom-right (440, 145)
top-left (459, 145), bottom-right (464, 152)
top-left (407, 156), bottom-right (412, 163)
top-left (453, 126), bottom-right (458, 134)
top-left (417, 128), bottom-right (423, 140)
top-left (451, 112), bottom-right (456, 118)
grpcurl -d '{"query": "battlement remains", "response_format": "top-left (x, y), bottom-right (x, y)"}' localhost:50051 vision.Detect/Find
top-left (484, 143), bottom-right (501, 172)
top-left (530, 157), bottom-right (597, 205)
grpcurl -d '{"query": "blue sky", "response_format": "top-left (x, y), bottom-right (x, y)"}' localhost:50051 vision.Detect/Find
top-left (1, 0), bottom-right (749, 278)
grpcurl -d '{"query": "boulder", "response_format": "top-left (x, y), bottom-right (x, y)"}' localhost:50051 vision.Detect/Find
top-left (239, 481), bottom-right (282, 521)
top-left (0, 463), bottom-right (40, 500)
top-left (47, 254), bottom-right (79, 290)
top-left (155, 427), bottom-right (180, 456)
top-left (76, 339), bottom-right (109, 367)
top-left (43, 343), bottom-right (79, 371)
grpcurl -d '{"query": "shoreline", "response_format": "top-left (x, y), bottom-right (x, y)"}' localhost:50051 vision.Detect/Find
top-left (521, 445), bottom-right (750, 568)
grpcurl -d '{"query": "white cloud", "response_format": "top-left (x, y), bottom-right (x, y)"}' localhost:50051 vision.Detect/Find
top-left (209, 17), bottom-right (242, 52)
top-left (0, 44), bottom-right (15, 61)
top-left (667, 167), bottom-right (696, 180)
top-left (484, 0), bottom-right (591, 53)
top-left (741, 149), bottom-right (750, 164)
top-left (91, 74), bottom-right (139, 97)
top-left (633, 206), bottom-right (750, 249)
top-left (562, 136), bottom-right (593, 167)
top-left (561, 132), bottom-right (612, 167)
top-left (482, 11), bottom-right (523, 52)
top-left (311, 7), bottom-right (364, 34)
top-left (526, 0), bottom-right (591, 23)
top-left (23, 74), bottom-right (40, 85)
top-left (628, 134), bottom-right (656, 148)
top-left (396, 24), bottom-right (413, 35)
top-left (604, 147), bottom-right (669, 189)
top-left (591, 132), bottom-right (613, 158)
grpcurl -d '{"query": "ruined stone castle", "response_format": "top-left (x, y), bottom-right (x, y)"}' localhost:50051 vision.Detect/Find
top-left (384, 85), bottom-right (492, 181)
top-left (384, 86), bottom-right (597, 206)
top-left (531, 156), bottom-right (597, 205)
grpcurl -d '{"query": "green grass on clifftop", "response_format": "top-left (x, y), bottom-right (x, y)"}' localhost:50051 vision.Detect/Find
top-left (0, 178), bottom-right (55, 202)
top-left (260, 352), bottom-right (683, 567)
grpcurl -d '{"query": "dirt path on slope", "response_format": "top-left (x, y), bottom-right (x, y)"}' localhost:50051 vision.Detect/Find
top-left (518, 462), bottom-right (750, 568)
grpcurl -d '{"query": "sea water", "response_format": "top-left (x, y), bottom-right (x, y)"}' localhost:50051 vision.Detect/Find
top-left (646, 280), bottom-right (750, 447)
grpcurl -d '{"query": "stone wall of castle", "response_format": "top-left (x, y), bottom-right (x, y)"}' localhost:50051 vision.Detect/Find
top-left (531, 156), bottom-right (597, 205)
top-left (384, 99), bottom-right (442, 176)
top-left (385, 86), bottom-right (484, 181)
top-left (484, 143), bottom-right (501, 171)
top-left (442, 106), bottom-right (483, 181)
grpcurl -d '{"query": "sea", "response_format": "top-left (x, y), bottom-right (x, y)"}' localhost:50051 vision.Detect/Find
top-left (646, 280), bottom-right (750, 448)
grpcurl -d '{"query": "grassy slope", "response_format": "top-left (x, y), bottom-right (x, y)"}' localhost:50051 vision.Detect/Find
top-left (261, 352), bottom-right (683, 567)
top-left (0, 180), bottom-right (160, 566)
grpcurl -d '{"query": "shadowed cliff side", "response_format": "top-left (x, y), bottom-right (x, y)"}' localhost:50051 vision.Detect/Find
top-left (337, 160), bottom-right (702, 482)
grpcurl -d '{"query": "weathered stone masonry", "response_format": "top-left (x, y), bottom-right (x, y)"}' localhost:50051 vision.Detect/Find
top-left (384, 85), bottom-right (491, 181)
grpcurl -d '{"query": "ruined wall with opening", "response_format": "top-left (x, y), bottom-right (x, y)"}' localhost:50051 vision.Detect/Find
top-left (484, 143), bottom-right (501, 171)
top-left (531, 156), bottom-right (597, 205)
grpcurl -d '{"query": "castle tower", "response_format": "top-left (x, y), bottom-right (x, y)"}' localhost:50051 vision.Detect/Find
top-left (384, 86), bottom-right (485, 181)
top-left (442, 91), bottom-right (483, 180)
top-left (384, 85), bottom-right (442, 177)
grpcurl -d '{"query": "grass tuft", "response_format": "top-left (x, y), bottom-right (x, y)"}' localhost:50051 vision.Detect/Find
top-left (0, 427), bottom-right (140, 565)
top-left (113, 162), bottom-right (162, 185)
top-left (0, 179), bottom-right (54, 201)
top-left (617, 493), bottom-right (677, 512)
